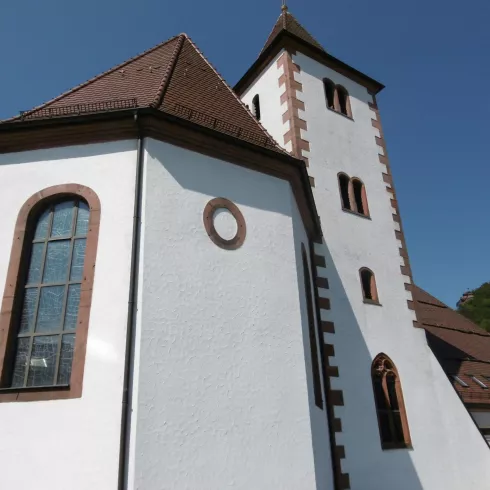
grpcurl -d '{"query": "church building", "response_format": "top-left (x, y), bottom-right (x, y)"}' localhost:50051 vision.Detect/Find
top-left (0, 6), bottom-right (489, 490)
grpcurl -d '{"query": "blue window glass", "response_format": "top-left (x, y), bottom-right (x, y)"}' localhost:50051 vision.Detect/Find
top-left (11, 199), bottom-right (89, 387)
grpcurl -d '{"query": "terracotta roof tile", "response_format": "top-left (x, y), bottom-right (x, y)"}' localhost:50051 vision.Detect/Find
top-left (414, 285), bottom-right (490, 406)
top-left (261, 7), bottom-right (325, 55)
top-left (445, 361), bottom-right (490, 405)
top-left (413, 285), bottom-right (488, 335)
top-left (4, 34), bottom-right (283, 154)
top-left (161, 37), bottom-right (281, 151)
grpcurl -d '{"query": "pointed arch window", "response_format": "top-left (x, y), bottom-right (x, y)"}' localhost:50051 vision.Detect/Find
top-left (337, 173), bottom-right (369, 218)
top-left (0, 184), bottom-right (100, 402)
top-left (252, 94), bottom-right (261, 121)
top-left (372, 354), bottom-right (411, 449)
top-left (323, 79), bottom-right (352, 118)
top-left (360, 268), bottom-right (379, 304)
top-left (302, 244), bottom-right (323, 409)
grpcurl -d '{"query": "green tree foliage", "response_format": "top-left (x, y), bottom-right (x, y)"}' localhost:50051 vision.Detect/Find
top-left (458, 282), bottom-right (490, 332)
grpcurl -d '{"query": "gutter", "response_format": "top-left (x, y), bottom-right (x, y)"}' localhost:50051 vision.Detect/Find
top-left (117, 111), bottom-right (145, 490)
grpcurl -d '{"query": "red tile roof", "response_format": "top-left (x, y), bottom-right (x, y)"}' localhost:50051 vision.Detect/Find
top-left (261, 6), bottom-right (324, 55)
top-left (5, 34), bottom-right (283, 154)
top-left (413, 285), bottom-right (490, 405)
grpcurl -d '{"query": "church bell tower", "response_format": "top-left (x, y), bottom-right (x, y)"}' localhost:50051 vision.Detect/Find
top-left (235, 6), bottom-right (490, 490)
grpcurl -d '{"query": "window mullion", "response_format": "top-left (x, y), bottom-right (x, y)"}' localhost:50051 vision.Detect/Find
top-left (21, 206), bottom-right (55, 387)
top-left (21, 336), bottom-right (35, 387)
top-left (18, 331), bottom-right (65, 338)
top-left (52, 201), bottom-right (79, 385)
top-left (348, 179), bottom-right (357, 213)
top-left (383, 374), bottom-right (397, 442)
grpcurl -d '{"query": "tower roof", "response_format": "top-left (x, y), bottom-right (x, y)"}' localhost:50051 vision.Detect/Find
top-left (4, 34), bottom-right (283, 154)
top-left (235, 7), bottom-right (384, 96)
top-left (260, 6), bottom-right (324, 55)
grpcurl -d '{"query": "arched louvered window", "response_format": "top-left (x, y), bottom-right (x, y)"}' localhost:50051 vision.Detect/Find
top-left (351, 178), bottom-right (369, 217)
top-left (252, 94), bottom-right (261, 121)
top-left (372, 354), bottom-right (411, 449)
top-left (338, 174), bottom-right (369, 217)
top-left (324, 81), bottom-right (352, 118)
top-left (360, 268), bottom-right (379, 304)
top-left (338, 173), bottom-right (351, 210)
top-left (0, 185), bottom-right (100, 402)
top-left (302, 244), bottom-right (323, 408)
top-left (336, 85), bottom-right (351, 117)
top-left (323, 78), bottom-right (335, 110)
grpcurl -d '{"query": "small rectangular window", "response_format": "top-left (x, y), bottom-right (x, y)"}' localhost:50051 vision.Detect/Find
top-left (470, 376), bottom-right (488, 389)
top-left (451, 375), bottom-right (469, 387)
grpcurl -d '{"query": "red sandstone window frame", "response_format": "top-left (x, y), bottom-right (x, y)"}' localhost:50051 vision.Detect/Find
top-left (359, 267), bottom-right (380, 305)
top-left (371, 353), bottom-right (412, 450)
top-left (0, 184), bottom-right (100, 403)
top-left (323, 79), bottom-right (353, 119)
top-left (337, 173), bottom-right (370, 218)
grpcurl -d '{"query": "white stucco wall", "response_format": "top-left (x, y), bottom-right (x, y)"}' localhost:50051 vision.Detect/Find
top-left (241, 50), bottom-right (287, 151)
top-left (290, 195), bottom-right (335, 490)
top-left (293, 52), bottom-right (490, 489)
top-left (129, 138), bottom-right (319, 490)
top-left (0, 141), bottom-right (137, 490)
top-left (242, 48), bottom-right (490, 488)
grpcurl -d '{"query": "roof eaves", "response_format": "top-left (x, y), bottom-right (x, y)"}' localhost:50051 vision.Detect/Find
top-left (184, 35), bottom-right (288, 156)
top-left (4, 34), bottom-right (182, 123)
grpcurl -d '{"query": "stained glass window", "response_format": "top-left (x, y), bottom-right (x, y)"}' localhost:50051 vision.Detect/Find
top-left (11, 199), bottom-right (89, 388)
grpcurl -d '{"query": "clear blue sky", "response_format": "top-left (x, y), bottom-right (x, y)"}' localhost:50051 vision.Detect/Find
top-left (1, 0), bottom-right (488, 306)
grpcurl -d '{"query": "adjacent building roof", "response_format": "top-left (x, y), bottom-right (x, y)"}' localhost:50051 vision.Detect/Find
top-left (413, 285), bottom-right (490, 406)
top-left (261, 6), bottom-right (324, 55)
top-left (3, 34), bottom-right (283, 155)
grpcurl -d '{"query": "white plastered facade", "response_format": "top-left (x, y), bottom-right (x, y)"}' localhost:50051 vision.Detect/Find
top-left (0, 141), bottom-right (137, 490)
top-left (127, 138), bottom-right (324, 490)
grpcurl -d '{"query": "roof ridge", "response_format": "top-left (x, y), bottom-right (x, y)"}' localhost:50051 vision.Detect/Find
top-left (258, 8), bottom-right (325, 58)
top-left (151, 34), bottom-right (186, 108)
top-left (184, 35), bottom-right (286, 155)
top-left (260, 12), bottom-right (283, 56)
top-left (424, 323), bottom-right (490, 337)
top-left (8, 34), bottom-right (181, 122)
top-left (284, 11), bottom-right (323, 49)
top-left (282, 9), bottom-right (287, 29)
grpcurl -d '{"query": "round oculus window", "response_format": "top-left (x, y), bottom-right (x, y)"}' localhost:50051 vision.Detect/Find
top-left (203, 198), bottom-right (246, 250)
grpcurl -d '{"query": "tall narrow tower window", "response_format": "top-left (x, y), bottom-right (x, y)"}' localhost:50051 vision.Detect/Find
top-left (352, 178), bottom-right (369, 216)
top-left (338, 174), bottom-right (369, 217)
top-left (336, 85), bottom-right (350, 117)
top-left (324, 81), bottom-right (352, 118)
top-left (372, 354), bottom-right (411, 449)
top-left (338, 173), bottom-right (351, 210)
top-left (252, 94), bottom-right (261, 121)
top-left (302, 245), bottom-right (323, 409)
top-left (360, 268), bottom-right (379, 304)
top-left (323, 78), bottom-right (335, 109)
